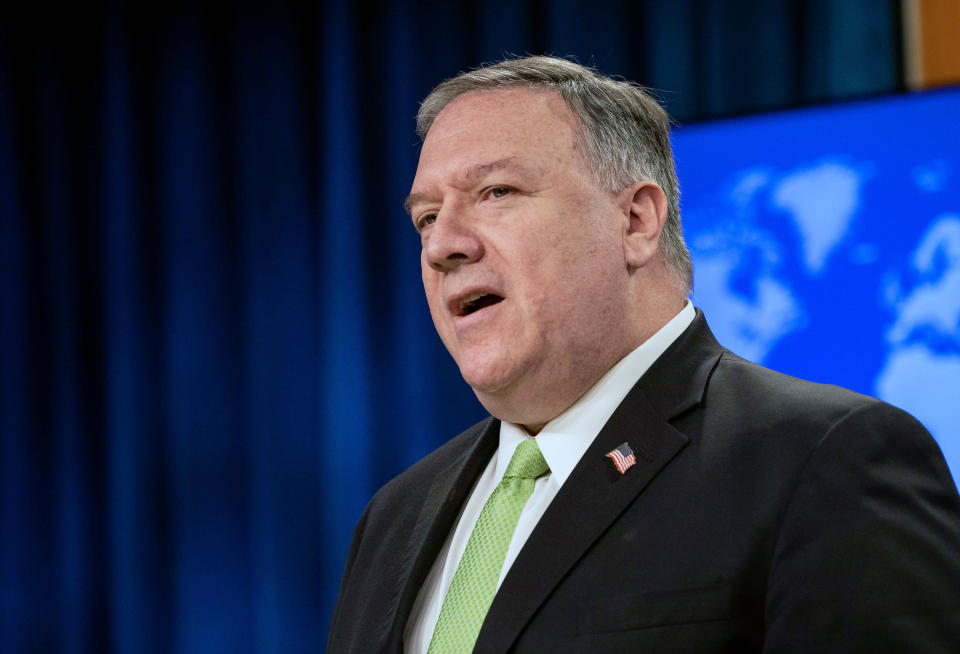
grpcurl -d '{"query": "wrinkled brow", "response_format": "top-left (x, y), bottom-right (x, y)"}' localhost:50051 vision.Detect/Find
top-left (403, 157), bottom-right (521, 215)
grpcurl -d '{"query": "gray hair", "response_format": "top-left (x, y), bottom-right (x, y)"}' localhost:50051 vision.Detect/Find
top-left (416, 55), bottom-right (693, 293)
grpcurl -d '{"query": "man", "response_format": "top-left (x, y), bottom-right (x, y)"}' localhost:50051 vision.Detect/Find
top-left (327, 56), bottom-right (960, 653)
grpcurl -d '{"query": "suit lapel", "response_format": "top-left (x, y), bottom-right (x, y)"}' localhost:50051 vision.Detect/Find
top-left (381, 417), bottom-right (500, 652)
top-left (474, 311), bottom-right (724, 652)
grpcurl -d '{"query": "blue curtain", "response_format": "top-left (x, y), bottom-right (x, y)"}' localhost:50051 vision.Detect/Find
top-left (0, 1), bottom-right (900, 651)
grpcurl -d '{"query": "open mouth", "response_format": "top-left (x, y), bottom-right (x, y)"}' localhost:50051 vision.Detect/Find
top-left (457, 292), bottom-right (504, 317)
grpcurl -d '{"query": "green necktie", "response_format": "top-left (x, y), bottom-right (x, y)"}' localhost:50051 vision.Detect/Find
top-left (428, 438), bottom-right (550, 653)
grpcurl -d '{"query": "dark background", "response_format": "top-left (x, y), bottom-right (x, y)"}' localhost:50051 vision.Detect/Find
top-left (0, 1), bottom-right (902, 651)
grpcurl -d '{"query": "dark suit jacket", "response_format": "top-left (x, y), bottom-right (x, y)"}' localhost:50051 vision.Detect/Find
top-left (327, 312), bottom-right (960, 652)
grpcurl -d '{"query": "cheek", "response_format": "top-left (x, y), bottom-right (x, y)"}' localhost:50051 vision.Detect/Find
top-left (542, 229), bottom-right (619, 289)
top-left (425, 295), bottom-right (446, 330)
top-left (536, 240), bottom-right (626, 329)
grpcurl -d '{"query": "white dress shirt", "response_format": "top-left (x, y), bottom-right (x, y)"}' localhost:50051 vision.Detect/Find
top-left (404, 302), bottom-right (696, 653)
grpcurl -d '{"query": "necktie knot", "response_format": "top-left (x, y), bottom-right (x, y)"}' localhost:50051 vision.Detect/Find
top-left (503, 438), bottom-right (549, 480)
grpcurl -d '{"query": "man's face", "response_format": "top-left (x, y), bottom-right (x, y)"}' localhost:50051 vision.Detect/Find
top-left (408, 88), bottom-right (637, 424)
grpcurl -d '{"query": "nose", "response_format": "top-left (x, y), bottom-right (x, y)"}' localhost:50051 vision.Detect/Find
top-left (423, 204), bottom-right (484, 272)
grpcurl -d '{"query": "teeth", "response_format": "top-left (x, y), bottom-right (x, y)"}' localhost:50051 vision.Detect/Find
top-left (460, 292), bottom-right (488, 309)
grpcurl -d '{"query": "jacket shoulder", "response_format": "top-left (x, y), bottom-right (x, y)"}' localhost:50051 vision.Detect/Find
top-left (710, 350), bottom-right (903, 431)
top-left (691, 350), bottom-right (951, 489)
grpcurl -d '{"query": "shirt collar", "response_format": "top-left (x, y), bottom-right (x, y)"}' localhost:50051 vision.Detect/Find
top-left (496, 301), bottom-right (696, 486)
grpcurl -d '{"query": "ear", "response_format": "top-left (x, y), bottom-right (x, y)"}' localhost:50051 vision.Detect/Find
top-left (618, 181), bottom-right (668, 270)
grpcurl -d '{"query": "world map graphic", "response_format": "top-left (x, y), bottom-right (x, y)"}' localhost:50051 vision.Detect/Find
top-left (672, 88), bottom-right (960, 478)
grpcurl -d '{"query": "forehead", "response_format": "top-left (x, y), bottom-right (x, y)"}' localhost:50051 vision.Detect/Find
top-left (412, 88), bottom-right (585, 188)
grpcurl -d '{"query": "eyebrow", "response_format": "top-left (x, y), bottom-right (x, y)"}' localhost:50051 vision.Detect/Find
top-left (403, 157), bottom-right (522, 215)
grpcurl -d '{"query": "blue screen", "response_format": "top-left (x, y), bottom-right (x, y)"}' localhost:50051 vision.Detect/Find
top-left (672, 87), bottom-right (960, 480)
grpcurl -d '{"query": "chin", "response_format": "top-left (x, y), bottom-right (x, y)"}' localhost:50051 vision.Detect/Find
top-left (456, 352), bottom-right (521, 396)
top-left (458, 358), bottom-right (548, 426)
top-left (459, 366), bottom-right (513, 395)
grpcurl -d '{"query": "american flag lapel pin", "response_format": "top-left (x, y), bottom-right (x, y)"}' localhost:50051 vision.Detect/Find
top-left (605, 442), bottom-right (637, 475)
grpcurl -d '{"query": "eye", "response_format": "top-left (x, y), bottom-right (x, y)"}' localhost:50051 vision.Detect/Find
top-left (417, 213), bottom-right (437, 232)
top-left (489, 186), bottom-right (511, 199)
